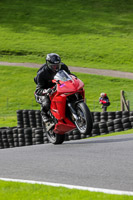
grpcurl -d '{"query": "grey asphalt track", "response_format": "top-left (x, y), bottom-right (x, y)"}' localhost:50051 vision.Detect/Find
top-left (0, 134), bottom-right (133, 192)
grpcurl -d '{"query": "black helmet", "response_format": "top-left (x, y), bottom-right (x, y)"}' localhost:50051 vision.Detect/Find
top-left (46, 53), bottom-right (61, 73)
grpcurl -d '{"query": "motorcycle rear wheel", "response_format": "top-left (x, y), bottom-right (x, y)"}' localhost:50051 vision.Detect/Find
top-left (47, 130), bottom-right (65, 144)
top-left (75, 102), bottom-right (93, 136)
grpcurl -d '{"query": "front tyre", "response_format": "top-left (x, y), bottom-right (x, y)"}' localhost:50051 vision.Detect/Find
top-left (46, 130), bottom-right (65, 144)
top-left (75, 102), bottom-right (93, 136)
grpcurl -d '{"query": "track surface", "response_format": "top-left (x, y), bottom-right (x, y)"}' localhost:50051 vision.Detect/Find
top-left (0, 134), bottom-right (133, 192)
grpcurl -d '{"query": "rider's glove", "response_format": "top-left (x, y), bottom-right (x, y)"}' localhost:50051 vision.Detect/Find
top-left (42, 85), bottom-right (57, 96)
top-left (52, 85), bottom-right (57, 92)
top-left (47, 88), bottom-right (53, 95)
top-left (45, 85), bottom-right (57, 96)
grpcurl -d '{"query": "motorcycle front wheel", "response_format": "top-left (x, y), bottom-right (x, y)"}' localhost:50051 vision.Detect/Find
top-left (75, 102), bottom-right (93, 136)
top-left (47, 130), bottom-right (65, 145)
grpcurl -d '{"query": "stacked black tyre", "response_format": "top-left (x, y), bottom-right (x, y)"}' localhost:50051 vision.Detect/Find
top-left (29, 110), bottom-right (36, 128)
top-left (108, 112), bottom-right (115, 121)
top-left (17, 110), bottom-right (42, 129)
top-left (129, 115), bottom-right (133, 128)
top-left (6, 128), bottom-right (14, 148)
top-left (0, 128), bottom-right (16, 149)
top-left (1, 110), bottom-right (133, 149)
top-left (24, 128), bottom-right (32, 146)
top-left (91, 122), bottom-right (100, 136)
top-left (122, 111), bottom-right (129, 118)
top-left (122, 117), bottom-right (131, 131)
top-left (100, 112), bottom-right (108, 122)
top-left (34, 128), bottom-right (43, 145)
top-left (13, 128), bottom-right (19, 147)
top-left (43, 132), bottom-right (49, 144)
top-left (107, 120), bottom-right (114, 133)
top-left (0, 129), bottom-right (3, 149)
top-left (93, 112), bottom-right (100, 122)
top-left (72, 129), bottom-right (81, 140)
top-left (18, 128), bottom-right (25, 147)
top-left (17, 110), bottom-right (23, 128)
top-left (23, 110), bottom-right (30, 128)
top-left (1, 129), bottom-right (9, 148)
top-left (113, 119), bottom-right (123, 132)
top-left (99, 122), bottom-right (108, 135)
top-left (35, 110), bottom-right (42, 128)
top-left (67, 131), bottom-right (74, 141)
top-left (115, 111), bottom-right (122, 119)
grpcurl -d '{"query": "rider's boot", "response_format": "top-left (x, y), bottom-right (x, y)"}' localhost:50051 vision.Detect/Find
top-left (45, 121), bottom-right (55, 132)
top-left (41, 112), bottom-right (49, 123)
top-left (42, 111), bottom-right (55, 131)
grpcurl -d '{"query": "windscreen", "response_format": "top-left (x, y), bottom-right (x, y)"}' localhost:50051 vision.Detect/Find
top-left (54, 70), bottom-right (72, 82)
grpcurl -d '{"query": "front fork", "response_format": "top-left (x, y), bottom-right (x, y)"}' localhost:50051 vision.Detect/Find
top-left (67, 99), bottom-right (85, 122)
top-left (67, 102), bottom-right (79, 121)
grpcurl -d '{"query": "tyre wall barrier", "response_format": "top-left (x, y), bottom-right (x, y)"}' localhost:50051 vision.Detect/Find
top-left (0, 110), bottom-right (133, 149)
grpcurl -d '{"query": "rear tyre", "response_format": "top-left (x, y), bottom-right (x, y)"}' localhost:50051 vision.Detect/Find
top-left (46, 129), bottom-right (65, 144)
top-left (75, 102), bottom-right (93, 136)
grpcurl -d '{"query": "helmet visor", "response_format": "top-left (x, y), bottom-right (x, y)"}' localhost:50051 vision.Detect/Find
top-left (48, 63), bottom-right (61, 72)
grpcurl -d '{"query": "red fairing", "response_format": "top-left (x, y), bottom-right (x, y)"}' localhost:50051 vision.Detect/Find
top-left (56, 75), bottom-right (84, 94)
top-left (50, 75), bottom-right (85, 134)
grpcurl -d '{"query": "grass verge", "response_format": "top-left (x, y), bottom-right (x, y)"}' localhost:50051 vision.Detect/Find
top-left (0, 0), bottom-right (133, 72)
top-left (0, 180), bottom-right (133, 200)
top-left (0, 65), bottom-right (133, 127)
top-left (90, 129), bottom-right (133, 139)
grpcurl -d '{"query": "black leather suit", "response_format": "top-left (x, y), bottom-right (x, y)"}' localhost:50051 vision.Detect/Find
top-left (34, 63), bottom-right (71, 113)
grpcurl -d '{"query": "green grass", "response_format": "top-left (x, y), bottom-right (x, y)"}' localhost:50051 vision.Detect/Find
top-left (0, 65), bottom-right (133, 127)
top-left (91, 128), bottom-right (133, 139)
top-left (0, 0), bottom-right (133, 72)
top-left (0, 180), bottom-right (133, 200)
top-left (1, 1), bottom-right (133, 198)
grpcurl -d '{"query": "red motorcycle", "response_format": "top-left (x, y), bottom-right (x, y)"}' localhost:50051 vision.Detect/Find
top-left (43, 70), bottom-right (93, 144)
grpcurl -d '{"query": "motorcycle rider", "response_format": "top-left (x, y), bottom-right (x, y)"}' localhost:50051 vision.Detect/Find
top-left (34, 53), bottom-right (71, 125)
